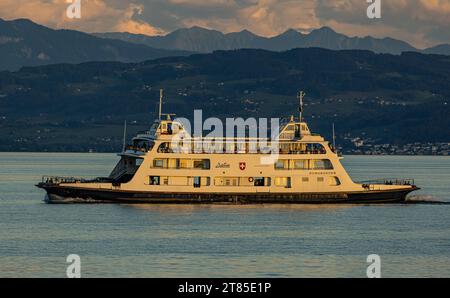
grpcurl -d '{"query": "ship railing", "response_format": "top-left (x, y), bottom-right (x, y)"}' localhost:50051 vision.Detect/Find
top-left (41, 176), bottom-right (112, 185)
top-left (157, 148), bottom-right (327, 155)
top-left (359, 178), bottom-right (415, 190)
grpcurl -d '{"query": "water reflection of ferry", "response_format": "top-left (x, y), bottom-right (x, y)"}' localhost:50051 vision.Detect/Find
top-left (37, 91), bottom-right (419, 204)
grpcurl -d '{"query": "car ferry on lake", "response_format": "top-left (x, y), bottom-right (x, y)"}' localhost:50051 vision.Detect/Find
top-left (37, 91), bottom-right (419, 204)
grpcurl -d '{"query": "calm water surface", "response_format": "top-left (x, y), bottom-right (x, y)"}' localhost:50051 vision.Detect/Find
top-left (0, 153), bottom-right (449, 277)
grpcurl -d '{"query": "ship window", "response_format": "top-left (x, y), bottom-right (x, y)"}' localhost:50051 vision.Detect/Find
top-left (158, 143), bottom-right (172, 153)
top-left (203, 177), bottom-right (211, 186)
top-left (149, 176), bottom-right (160, 185)
top-left (295, 125), bottom-right (301, 138)
top-left (312, 159), bottom-right (333, 170)
top-left (193, 160), bottom-right (203, 169)
top-left (168, 159), bottom-right (178, 169)
top-left (328, 177), bottom-right (341, 186)
top-left (329, 143), bottom-right (337, 153)
top-left (302, 177), bottom-right (309, 182)
top-left (204, 160), bottom-right (211, 169)
top-left (254, 177), bottom-right (265, 187)
top-left (163, 177), bottom-right (169, 185)
top-left (178, 159), bottom-right (188, 168)
top-left (317, 177), bottom-right (325, 183)
top-left (293, 160), bottom-right (308, 169)
top-left (194, 159), bottom-right (211, 170)
top-left (153, 159), bottom-right (166, 168)
top-left (275, 160), bottom-right (286, 169)
top-left (132, 139), bottom-right (154, 152)
top-left (275, 177), bottom-right (291, 188)
top-left (285, 125), bottom-right (295, 131)
top-left (194, 177), bottom-right (201, 188)
top-left (275, 160), bottom-right (290, 170)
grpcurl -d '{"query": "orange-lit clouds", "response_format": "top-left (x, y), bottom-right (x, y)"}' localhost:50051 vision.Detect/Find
top-left (236, 0), bottom-right (319, 36)
top-left (163, 0), bottom-right (318, 36)
top-left (168, 0), bottom-right (235, 7)
top-left (420, 0), bottom-right (450, 13)
top-left (0, 0), bottom-right (165, 35)
top-left (114, 3), bottom-right (165, 35)
top-left (0, 0), bottom-right (449, 46)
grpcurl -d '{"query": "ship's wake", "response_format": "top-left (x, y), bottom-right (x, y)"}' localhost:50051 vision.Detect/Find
top-left (405, 195), bottom-right (450, 205)
top-left (44, 194), bottom-right (112, 204)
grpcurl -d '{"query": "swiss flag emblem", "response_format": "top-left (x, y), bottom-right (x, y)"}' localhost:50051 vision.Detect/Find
top-left (239, 162), bottom-right (246, 171)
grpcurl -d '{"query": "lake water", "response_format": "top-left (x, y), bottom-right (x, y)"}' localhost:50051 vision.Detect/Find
top-left (0, 153), bottom-right (449, 278)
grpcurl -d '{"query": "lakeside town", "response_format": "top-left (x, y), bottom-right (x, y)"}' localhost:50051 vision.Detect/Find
top-left (342, 137), bottom-right (450, 156)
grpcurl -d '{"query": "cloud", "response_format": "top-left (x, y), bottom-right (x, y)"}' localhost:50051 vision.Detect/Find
top-left (315, 0), bottom-right (450, 47)
top-left (420, 0), bottom-right (450, 13)
top-left (168, 0), bottom-right (236, 7)
top-left (114, 3), bottom-right (165, 35)
top-left (0, 0), bottom-right (165, 35)
top-left (0, 0), bottom-right (66, 28)
top-left (0, 0), bottom-right (450, 47)
top-left (235, 0), bottom-right (319, 35)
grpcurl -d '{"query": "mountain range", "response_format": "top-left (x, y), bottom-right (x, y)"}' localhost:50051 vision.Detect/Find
top-left (2, 18), bottom-right (450, 72)
top-left (0, 48), bottom-right (449, 152)
top-left (0, 18), bottom-right (191, 71)
top-left (94, 26), bottom-right (450, 56)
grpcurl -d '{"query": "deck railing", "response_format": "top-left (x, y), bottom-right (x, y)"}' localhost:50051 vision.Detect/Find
top-left (359, 178), bottom-right (415, 185)
top-left (41, 176), bottom-right (112, 185)
top-left (359, 178), bottom-right (415, 190)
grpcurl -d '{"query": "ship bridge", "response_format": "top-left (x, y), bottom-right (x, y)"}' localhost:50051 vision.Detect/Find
top-left (155, 116), bottom-right (189, 141)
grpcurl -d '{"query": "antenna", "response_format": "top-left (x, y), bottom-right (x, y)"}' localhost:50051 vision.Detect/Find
top-left (122, 120), bottom-right (127, 152)
top-left (297, 91), bottom-right (306, 122)
top-left (159, 89), bottom-right (164, 121)
top-left (332, 122), bottom-right (337, 154)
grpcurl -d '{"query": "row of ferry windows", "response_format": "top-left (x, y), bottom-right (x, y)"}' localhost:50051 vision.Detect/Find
top-left (274, 159), bottom-right (334, 170)
top-left (153, 158), bottom-right (211, 169)
top-left (148, 176), bottom-right (341, 187)
top-left (157, 142), bottom-right (327, 155)
top-left (153, 158), bottom-right (333, 171)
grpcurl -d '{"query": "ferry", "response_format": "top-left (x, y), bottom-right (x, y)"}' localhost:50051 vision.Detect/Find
top-left (37, 91), bottom-right (419, 204)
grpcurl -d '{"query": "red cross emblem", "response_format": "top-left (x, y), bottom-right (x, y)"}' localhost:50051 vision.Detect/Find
top-left (239, 162), bottom-right (246, 171)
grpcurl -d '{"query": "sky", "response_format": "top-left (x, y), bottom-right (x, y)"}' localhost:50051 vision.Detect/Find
top-left (0, 0), bottom-right (450, 48)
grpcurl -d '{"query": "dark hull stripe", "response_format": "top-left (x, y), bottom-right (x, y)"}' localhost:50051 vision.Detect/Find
top-left (38, 185), bottom-right (419, 204)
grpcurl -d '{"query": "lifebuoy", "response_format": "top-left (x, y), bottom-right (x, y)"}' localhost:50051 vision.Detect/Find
top-left (248, 177), bottom-right (254, 183)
